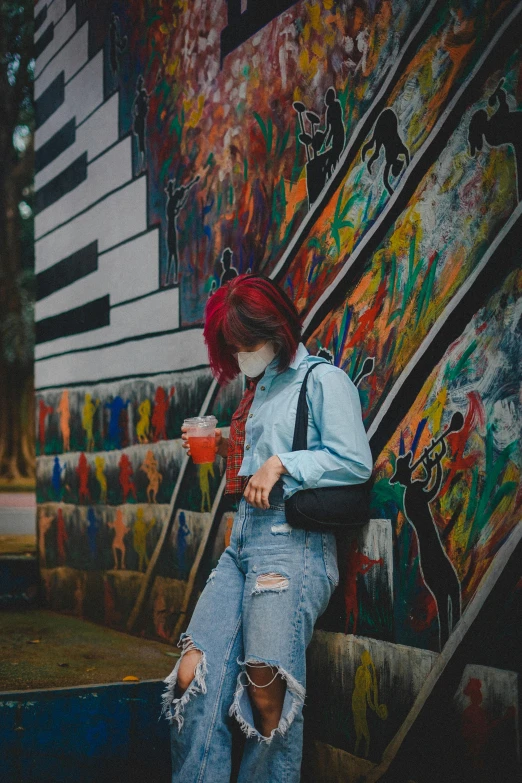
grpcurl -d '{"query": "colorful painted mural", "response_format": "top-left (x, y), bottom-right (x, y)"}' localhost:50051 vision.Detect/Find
top-left (34, 0), bottom-right (521, 778)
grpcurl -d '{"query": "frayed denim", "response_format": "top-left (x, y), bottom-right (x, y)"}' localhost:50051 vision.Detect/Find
top-left (162, 489), bottom-right (338, 783)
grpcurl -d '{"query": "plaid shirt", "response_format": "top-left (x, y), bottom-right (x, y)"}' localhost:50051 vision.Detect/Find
top-left (225, 376), bottom-right (260, 496)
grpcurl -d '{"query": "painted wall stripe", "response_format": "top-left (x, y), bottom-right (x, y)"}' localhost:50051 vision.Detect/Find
top-left (34, 328), bottom-right (207, 389)
top-left (35, 139), bottom-right (133, 241)
top-left (35, 288), bottom-right (179, 358)
top-left (35, 117), bottom-right (76, 174)
top-left (367, 203), bottom-right (522, 456)
top-left (301, 1), bottom-right (522, 340)
top-left (35, 295), bottom-right (110, 345)
top-left (35, 71), bottom-right (64, 130)
top-left (34, 5), bottom-right (77, 79)
top-left (34, 5), bottom-right (47, 33)
top-left (35, 22), bottom-right (54, 60)
top-left (36, 240), bottom-right (98, 302)
top-left (270, 0), bottom-right (443, 283)
top-left (35, 176), bottom-right (147, 275)
top-left (36, 93), bottom-right (118, 190)
top-left (35, 21), bottom-right (88, 101)
top-left (34, 151), bottom-right (87, 215)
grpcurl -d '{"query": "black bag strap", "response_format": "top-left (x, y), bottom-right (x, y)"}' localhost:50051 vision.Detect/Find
top-left (291, 362), bottom-right (326, 451)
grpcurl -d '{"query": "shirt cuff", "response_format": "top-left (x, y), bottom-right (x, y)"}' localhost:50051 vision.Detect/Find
top-left (276, 451), bottom-right (324, 488)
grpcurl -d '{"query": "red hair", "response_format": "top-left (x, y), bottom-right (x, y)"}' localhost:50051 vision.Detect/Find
top-left (203, 275), bottom-right (302, 384)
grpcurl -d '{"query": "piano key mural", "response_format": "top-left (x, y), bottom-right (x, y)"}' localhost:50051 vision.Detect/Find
top-left (34, 0), bottom-right (521, 778)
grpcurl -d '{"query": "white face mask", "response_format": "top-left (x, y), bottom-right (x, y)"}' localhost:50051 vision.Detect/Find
top-left (236, 342), bottom-right (276, 377)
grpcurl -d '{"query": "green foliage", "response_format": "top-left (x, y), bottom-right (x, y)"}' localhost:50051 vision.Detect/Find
top-left (253, 111), bottom-right (273, 155)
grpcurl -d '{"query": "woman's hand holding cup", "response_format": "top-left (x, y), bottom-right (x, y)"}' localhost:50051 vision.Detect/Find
top-left (181, 423), bottom-right (228, 461)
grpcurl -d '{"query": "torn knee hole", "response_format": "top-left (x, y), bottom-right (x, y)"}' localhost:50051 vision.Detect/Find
top-left (252, 572), bottom-right (289, 595)
top-left (161, 634), bottom-right (208, 731)
top-left (229, 658), bottom-right (306, 743)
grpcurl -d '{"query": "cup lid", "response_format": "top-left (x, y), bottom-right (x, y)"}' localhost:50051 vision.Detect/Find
top-left (183, 415), bottom-right (217, 427)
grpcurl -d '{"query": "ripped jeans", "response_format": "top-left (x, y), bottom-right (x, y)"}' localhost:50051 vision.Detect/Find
top-left (161, 484), bottom-right (339, 782)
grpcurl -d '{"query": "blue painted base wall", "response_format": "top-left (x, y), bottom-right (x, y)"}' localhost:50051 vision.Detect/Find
top-left (0, 680), bottom-right (171, 783)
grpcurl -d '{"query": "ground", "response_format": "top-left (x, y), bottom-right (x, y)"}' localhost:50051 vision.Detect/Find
top-left (0, 609), bottom-right (178, 691)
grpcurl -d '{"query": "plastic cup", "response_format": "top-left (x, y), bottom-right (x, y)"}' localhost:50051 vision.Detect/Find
top-left (183, 416), bottom-right (217, 464)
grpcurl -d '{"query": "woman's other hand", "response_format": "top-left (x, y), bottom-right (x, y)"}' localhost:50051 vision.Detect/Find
top-left (215, 428), bottom-right (229, 459)
top-left (181, 425), bottom-right (229, 460)
top-left (244, 456), bottom-right (287, 509)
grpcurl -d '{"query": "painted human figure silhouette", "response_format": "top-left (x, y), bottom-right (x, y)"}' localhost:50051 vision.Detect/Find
top-left (94, 455), bottom-right (107, 504)
top-left (352, 650), bottom-right (387, 757)
top-left (133, 507), bottom-right (155, 571)
top-left (56, 508), bottom-right (68, 566)
top-left (362, 108), bottom-right (410, 195)
top-left (133, 75), bottom-right (150, 173)
top-left (74, 572), bottom-right (86, 617)
top-left (140, 450), bottom-right (163, 503)
top-left (176, 511), bottom-right (191, 576)
top-left (219, 248), bottom-right (239, 285)
top-left (165, 176), bottom-right (199, 283)
top-left (82, 393), bottom-right (99, 451)
top-left (390, 431), bottom-right (462, 651)
top-left (324, 86), bottom-right (345, 175)
top-left (136, 399), bottom-right (151, 443)
top-left (344, 538), bottom-right (383, 634)
top-left (109, 12), bottom-right (127, 77)
top-left (461, 677), bottom-right (516, 769)
top-left (52, 456), bottom-right (66, 500)
top-left (38, 399), bottom-right (53, 454)
top-left (38, 510), bottom-right (54, 568)
top-left (293, 86), bottom-right (346, 205)
top-left (118, 453), bottom-right (137, 503)
top-left (87, 508), bottom-right (99, 561)
top-left (468, 79), bottom-right (522, 201)
top-left (108, 509), bottom-right (128, 570)
top-left (105, 396), bottom-right (129, 449)
top-left (76, 453), bottom-right (91, 503)
top-left (57, 390), bottom-right (70, 452)
top-left (151, 387), bottom-right (175, 442)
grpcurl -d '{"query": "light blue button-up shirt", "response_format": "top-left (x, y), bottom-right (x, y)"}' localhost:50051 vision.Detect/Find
top-left (237, 343), bottom-right (373, 499)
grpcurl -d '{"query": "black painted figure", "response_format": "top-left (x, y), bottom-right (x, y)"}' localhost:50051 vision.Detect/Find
top-left (219, 248), bottom-right (239, 285)
top-left (293, 87), bottom-right (346, 206)
top-left (390, 433), bottom-right (462, 651)
top-left (316, 347), bottom-right (334, 364)
top-left (362, 108), bottom-right (410, 195)
top-left (468, 79), bottom-right (522, 202)
top-left (165, 176), bottom-right (200, 284)
top-left (109, 12), bottom-right (127, 77)
top-left (133, 75), bottom-right (150, 173)
top-left (324, 87), bottom-right (345, 176)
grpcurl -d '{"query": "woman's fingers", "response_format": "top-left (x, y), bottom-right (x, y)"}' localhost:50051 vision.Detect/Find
top-left (244, 481), bottom-right (271, 509)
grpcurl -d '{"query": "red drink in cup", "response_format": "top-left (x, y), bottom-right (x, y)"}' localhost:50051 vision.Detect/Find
top-left (184, 416), bottom-right (217, 464)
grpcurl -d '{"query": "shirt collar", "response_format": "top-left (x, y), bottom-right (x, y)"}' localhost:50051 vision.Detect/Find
top-left (289, 342), bottom-right (309, 370)
top-left (257, 341), bottom-right (308, 382)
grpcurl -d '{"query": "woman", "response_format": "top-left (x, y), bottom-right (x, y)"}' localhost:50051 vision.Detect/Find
top-left (163, 274), bottom-right (372, 782)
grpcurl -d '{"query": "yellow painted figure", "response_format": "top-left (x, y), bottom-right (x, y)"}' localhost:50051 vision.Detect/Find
top-left (136, 399), bottom-right (151, 443)
top-left (57, 390), bottom-right (70, 452)
top-left (133, 507), bottom-right (155, 571)
top-left (94, 455), bottom-right (107, 504)
top-left (82, 393), bottom-right (99, 451)
top-left (352, 650), bottom-right (388, 758)
top-left (199, 462), bottom-right (214, 512)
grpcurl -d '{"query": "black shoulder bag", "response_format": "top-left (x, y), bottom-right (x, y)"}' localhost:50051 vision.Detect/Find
top-left (284, 363), bottom-right (372, 533)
